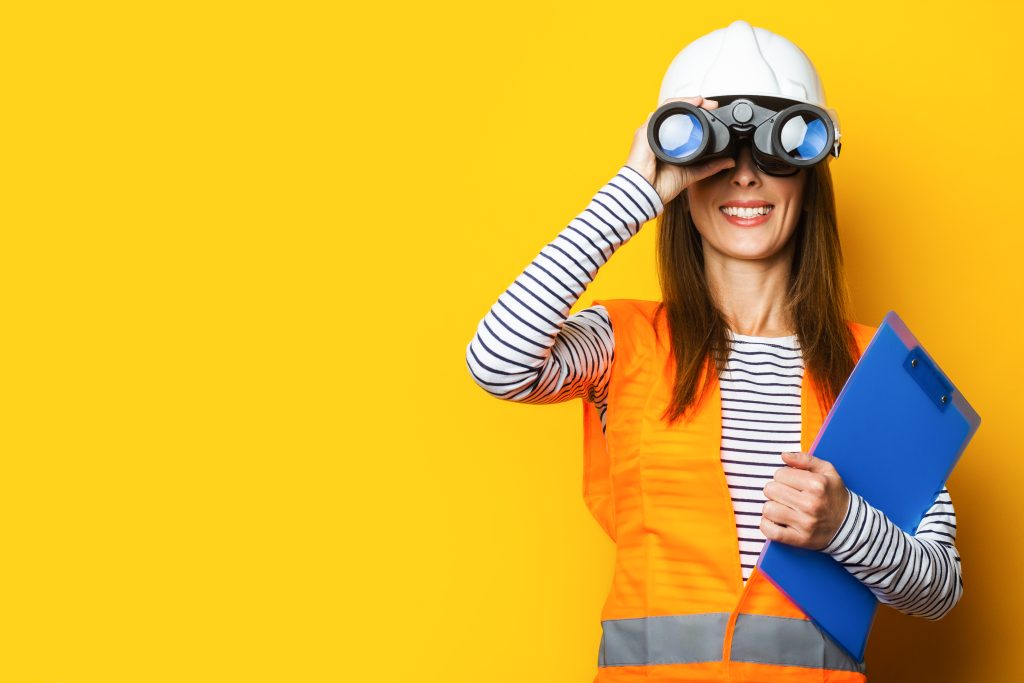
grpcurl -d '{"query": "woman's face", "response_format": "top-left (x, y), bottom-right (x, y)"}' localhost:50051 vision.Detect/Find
top-left (685, 141), bottom-right (809, 264)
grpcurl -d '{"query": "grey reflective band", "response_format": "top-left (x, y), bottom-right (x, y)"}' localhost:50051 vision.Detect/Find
top-left (599, 613), bottom-right (866, 674)
top-left (730, 613), bottom-right (867, 673)
top-left (598, 613), bottom-right (728, 666)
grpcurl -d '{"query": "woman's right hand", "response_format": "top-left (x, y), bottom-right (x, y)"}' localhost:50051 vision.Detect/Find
top-left (625, 96), bottom-right (737, 206)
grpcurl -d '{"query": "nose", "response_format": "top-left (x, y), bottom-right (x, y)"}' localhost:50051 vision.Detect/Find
top-left (729, 141), bottom-right (762, 188)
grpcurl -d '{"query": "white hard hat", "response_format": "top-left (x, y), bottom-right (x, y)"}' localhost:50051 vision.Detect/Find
top-left (657, 20), bottom-right (841, 146)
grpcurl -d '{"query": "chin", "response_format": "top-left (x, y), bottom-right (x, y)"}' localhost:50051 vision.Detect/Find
top-left (721, 243), bottom-right (783, 261)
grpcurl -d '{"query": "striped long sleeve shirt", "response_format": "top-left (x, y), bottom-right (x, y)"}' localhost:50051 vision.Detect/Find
top-left (466, 165), bottom-right (963, 620)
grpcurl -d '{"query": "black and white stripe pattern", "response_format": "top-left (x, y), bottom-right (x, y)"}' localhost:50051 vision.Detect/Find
top-left (465, 165), bottom-right (963, 619)
top-left (465, 165), bottom-right (658, 417)
top-left (719, 332), bottom-right (806, 584)
top-left (822, 486), bottom-right (963, 620)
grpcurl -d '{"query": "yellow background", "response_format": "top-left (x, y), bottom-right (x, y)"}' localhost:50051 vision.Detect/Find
top-left (0, 1), bottom-right (1019, 681)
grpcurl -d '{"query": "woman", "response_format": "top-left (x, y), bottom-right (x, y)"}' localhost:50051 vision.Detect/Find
top-left (466, 20), bottom-right (962, 682)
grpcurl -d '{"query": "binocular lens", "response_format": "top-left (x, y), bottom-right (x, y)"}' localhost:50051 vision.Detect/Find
top-left (656, 112), bottom-right (704, 160)
top-left (780, 113), bottom-right (829, 161)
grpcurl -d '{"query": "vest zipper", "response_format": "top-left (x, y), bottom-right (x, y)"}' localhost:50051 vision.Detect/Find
top-left (711, 358), bottom-right (752, 680)
top-left (722, 564), bottom-right (758, 680)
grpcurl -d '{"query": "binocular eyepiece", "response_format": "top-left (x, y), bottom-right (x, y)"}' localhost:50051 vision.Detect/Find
top-left (647, 95), bottom-right (841, 177)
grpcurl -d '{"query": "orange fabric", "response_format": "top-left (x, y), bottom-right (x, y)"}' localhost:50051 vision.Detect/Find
top-left (593, 662), bottom-right (727, 682)
top-left (582, 299), bottom-right (877, 683)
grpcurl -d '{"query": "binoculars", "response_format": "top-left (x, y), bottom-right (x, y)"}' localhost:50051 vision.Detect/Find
top-left (647, 95), bottom-right (841, 177)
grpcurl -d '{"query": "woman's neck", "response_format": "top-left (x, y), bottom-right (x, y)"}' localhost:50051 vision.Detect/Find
top-left (704, 246), bottom-right (795, 337)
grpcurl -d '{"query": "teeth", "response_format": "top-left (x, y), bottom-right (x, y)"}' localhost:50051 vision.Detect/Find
top-left (721, 205), bottom-right (773, 218)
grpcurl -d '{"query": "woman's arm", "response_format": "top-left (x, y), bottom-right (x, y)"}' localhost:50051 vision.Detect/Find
top-left (465, 165), bottom-right (663, 406)
top-left (821, 486), bottom-right (963, 620)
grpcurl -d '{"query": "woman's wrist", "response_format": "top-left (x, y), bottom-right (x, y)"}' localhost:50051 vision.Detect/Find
top-left (620, 164), bottom-right (665, 217)
top-left (821, 486), bottom-right (858, 553)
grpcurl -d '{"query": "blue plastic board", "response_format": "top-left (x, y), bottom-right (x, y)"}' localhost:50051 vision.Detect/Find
top-left (756, 310), bottom-right (981, 662)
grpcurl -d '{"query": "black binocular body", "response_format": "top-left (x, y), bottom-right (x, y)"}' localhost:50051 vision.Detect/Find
top-left (646, 95), bottom-right (841, 177)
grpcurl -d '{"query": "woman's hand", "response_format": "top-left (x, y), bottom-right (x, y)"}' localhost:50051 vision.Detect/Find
top-left (624, 96), bottom-right (737, 206)
top-left (761, 451), bottom-right (851, 550)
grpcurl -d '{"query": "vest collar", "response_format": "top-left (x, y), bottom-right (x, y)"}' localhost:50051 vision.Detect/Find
top-left (651, 312), bottom-right (828, 456)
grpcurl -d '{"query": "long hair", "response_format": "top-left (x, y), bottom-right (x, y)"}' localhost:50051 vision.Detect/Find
top-left (653, 159), bottom-right (860, 425)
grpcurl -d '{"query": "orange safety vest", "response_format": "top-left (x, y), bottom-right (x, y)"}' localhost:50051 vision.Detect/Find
top-left (581, 298), bottom-right (878, 683)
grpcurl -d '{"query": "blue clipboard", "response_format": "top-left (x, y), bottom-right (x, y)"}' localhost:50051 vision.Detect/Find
top-left (756, 310), bottom-right (981, 662)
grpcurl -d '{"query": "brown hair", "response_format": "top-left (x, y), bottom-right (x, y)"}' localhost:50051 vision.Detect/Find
top-left (653, 160), bottom-right (860, 425)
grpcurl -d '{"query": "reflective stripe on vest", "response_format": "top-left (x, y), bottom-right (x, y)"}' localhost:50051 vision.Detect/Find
top-left (598, 613), bottom-right (728, 666)
top-left (598, 613), bottom-right (866, 674)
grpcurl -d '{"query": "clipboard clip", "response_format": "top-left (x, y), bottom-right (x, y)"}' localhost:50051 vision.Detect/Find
top-left (903, 347), bottom-right (954, 412)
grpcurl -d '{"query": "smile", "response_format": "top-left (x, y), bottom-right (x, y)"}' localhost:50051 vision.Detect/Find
top-left (719, 205), bottom-right (774, 227)
top-left (720, 206), bottom-right (774, 217)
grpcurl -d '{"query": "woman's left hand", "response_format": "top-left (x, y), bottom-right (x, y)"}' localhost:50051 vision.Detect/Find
top-left (761, 451), bottom-right (851, 550)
